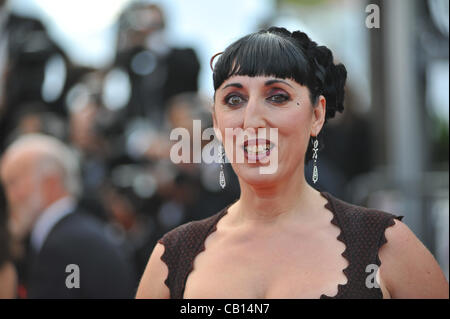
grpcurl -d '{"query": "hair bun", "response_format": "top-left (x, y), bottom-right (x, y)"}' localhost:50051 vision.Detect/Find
top-left (322, 62), bottom-right (346, 121)
top-left (289, 31), bottom-right (347, 122)
top-left (291, 31), bottom-right (317, 50)
top-left (310, 46), bottom-right (347, 122)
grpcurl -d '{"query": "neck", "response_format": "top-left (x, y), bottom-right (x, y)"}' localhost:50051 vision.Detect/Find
top-left (230, 165), bottom-right (322, 227)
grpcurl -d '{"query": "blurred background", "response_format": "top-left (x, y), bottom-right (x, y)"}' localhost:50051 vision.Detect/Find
top-left (0, 0), bottom-right (448, 298)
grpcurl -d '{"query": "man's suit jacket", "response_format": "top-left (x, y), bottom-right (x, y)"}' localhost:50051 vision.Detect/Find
top-left (27, 211), bottom-right (136, 298)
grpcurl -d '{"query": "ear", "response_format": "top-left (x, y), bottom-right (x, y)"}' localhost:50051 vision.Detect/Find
top-left (311, 95), bottom-right (326, 137)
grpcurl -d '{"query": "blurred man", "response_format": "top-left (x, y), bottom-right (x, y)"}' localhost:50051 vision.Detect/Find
top-left (0, 133), bottom-right (136, 298)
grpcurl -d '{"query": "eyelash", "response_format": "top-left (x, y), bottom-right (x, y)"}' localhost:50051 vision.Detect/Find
top-left (268, 93), bottom-right (290, 104)
top-left (223, 93), bottom-right (291, 107)
top-left (224, 94), bottom-right (245, 106)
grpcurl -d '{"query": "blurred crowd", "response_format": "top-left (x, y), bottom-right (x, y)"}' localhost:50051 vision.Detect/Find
top-left (0, 1), bottom-right (240, 298)
top-left (0, 0), bottom-right (414, 299)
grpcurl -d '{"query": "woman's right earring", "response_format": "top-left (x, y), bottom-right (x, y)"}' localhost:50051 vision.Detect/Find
top-left (312, 138), bottom-right (319, 184)
top-left (219, 145), bottom-right (226, 189)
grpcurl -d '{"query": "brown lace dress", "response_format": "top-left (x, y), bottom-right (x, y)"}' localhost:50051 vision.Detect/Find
top-left (157, 191), bottom-right (404, 299)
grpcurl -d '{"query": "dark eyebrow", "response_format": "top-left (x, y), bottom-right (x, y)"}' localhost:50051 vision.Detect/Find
top-left (222, 83), bottom-right (243, 90)
top-left (265, 79), bottom-right (294, 88)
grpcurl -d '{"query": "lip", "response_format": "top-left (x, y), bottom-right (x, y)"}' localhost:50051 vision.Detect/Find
top-left (243, 139), bottom-right (272, 147)
top-left (242, 139), bottom-right (275, 162)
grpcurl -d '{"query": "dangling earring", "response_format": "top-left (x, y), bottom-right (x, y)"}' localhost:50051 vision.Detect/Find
top-left (219, 144), bottom-right (226, 189)
top-left (312, 137), bottom-right (319, 184)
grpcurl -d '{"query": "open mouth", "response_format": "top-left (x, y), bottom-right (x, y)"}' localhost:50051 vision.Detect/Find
top-left (243, 139), bottom-right (275, 160)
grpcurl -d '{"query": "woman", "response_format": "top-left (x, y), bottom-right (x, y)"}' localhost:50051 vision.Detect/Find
top-left (136, 27), bottom-right (448, 299)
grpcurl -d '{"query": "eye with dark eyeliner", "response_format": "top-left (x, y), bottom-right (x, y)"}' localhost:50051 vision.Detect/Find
top-left (223, 93), bottom-right (246, 106)
top-left (266, 89), bottom-right (291, 104)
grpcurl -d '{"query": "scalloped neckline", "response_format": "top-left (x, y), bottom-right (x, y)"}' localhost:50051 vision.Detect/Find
top-left (181, 191), bottom-right (350, 299)
top-left (319, 191), bottom-right (350, 299)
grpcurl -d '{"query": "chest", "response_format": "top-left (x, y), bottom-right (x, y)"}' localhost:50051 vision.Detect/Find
top-left (183, 226), bottom-right (349, 299)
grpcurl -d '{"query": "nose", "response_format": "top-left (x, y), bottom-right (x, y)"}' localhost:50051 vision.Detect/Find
top-left (242, 96), bottom-right (267, 130)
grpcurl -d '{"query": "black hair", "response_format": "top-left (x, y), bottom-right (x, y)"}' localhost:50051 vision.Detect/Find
top-left (212, 27), bottom-right (347, 163)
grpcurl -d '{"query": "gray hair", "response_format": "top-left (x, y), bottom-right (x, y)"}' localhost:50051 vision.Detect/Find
top-left (5, 133), bottom-right (82, 198)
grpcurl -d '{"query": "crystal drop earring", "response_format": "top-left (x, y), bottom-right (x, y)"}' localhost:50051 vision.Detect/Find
top-left (219, 144), bottom-right (226, 189)
top-left (312, 137), bottom-right (319, 184)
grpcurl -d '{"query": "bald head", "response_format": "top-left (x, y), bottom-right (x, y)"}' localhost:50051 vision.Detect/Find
top-left (1, 133), bottom-right (81, 200)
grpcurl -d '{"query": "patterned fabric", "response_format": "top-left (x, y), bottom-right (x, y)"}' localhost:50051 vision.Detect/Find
top-left (158, 191), bottom-right (404, 299)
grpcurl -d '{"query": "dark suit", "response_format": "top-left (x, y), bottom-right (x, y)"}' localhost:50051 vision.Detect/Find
top-left (27, 211), bottom-right (136, 299)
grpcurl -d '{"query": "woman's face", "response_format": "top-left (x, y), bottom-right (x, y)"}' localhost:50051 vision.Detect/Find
top-left (213, 75), bottom-right (325, 187)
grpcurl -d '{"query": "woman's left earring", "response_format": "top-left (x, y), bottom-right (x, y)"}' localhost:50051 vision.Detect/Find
top-left (312, 137), bottom-right (319, 184)
top-left (219, 144), bottom-right (226, 189)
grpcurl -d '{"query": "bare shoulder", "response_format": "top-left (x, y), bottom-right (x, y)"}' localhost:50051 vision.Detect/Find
top-left (378, 218), bottom-right (449, 298)
top-left (135, 242), bottom-right (170, 299)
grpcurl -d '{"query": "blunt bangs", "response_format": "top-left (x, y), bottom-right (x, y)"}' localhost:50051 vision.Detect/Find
top-left (213, 31), bottom-right (314, 92)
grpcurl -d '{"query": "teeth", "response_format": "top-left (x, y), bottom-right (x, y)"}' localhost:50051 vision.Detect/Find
top-left (245, 144), bottom-right (271, 154)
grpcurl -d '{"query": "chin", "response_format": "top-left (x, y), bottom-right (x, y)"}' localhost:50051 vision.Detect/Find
top-left (232, 162), bottom-right (284, 187)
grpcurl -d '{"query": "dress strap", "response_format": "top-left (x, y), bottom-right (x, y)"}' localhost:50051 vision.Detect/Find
top-left (158, 208), bottom-right (228, 298)
top-left (320, 192), bottom-right (404, 298)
